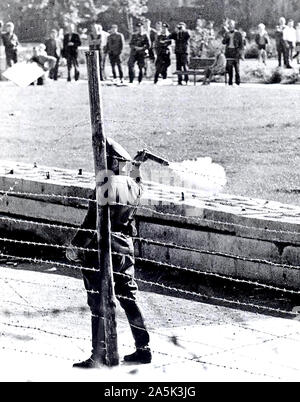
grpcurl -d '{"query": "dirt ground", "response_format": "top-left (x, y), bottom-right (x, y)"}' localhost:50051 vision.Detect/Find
top-left (0, 78), bottom-right (299, 206)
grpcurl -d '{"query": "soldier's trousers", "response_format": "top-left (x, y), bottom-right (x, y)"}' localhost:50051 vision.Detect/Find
top-left (176, 53), bottom-right (189, 84)
top-left (128, 52), bottom-right (145, 83)
top-left (82, 251), bottom-right (150, 349)
top-left (154, 53), bottom-right (171, 83)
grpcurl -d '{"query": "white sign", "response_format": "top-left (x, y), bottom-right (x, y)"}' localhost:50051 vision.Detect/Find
top-left (3, 62), bottom-right (45, 88)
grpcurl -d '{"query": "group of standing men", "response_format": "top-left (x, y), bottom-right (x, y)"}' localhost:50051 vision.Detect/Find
top-left (128, 18), bottom-right (244, 86)
top-left (0, 17), bottom-right (245, 87)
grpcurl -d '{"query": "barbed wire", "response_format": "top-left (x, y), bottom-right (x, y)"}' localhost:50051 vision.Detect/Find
top-left (2, 250), bottom-right (299, 318)
top-left (0, 216), bottom-right (96, 235)
top-left (0, 318), bottom-right (287, 380)
top-left (0, 345), bottom-right (74, 362)
top-left (1, 189), bottom-right (299, 239)
top-left (2, 232), bottom-right (300, 280)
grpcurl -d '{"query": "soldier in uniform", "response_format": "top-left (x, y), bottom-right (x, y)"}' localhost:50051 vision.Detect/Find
top-left (106, 24), bottom-right (125, 83)
top-left (62, 23), bottom-right (82, 82)
top-left (67, 138), bottom-right (152, 368)
top-left (1, 22), bottom-right (19, 68)
top-left (128, 22), bottom-right (150, 84)
top-left (154, 23), bottom-right (172, 84)
top-left (169, 22), bottom-right (190, 85)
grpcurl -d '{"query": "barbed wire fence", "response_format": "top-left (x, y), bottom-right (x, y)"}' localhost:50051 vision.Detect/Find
top-left (0, 192), bottom-right (300, 376)
top-left (1, 52), bottom-right (300, 380)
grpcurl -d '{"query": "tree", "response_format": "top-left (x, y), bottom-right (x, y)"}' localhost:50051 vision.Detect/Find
top-left (114, 0), bottom-right (148, 35)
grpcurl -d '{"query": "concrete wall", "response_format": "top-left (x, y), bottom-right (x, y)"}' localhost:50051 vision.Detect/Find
top-left (0, 161), bottom-right (299, 290)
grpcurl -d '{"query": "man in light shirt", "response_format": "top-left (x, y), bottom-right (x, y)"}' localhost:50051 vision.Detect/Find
top-left (275, 17), bottom-right (291, 68)
top-left (283, 19), bottom-right (296, 63)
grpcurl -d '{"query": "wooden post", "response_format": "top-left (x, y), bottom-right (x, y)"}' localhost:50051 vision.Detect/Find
top-left (86, 50), bottom-right (119, 367)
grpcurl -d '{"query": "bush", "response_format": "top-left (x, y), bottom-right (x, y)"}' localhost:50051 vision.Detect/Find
top-left (241, 64), bottom-right (299, 84)
top-left (244, 38), bottom-right (277, 60)
top-left (263, 67), bottom-right (299, 84)
top-left (244, 41), bottom-right (259, 59)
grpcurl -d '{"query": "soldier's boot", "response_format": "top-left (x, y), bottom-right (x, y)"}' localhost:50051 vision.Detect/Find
top-left (73, 316), bottom-right (103, 369)
top-left (124, 346), bottom-right (152, 364)
top-left (75, 69), bottom-right (80, 81)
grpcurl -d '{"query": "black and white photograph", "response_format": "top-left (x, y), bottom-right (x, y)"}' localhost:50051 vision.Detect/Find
top-left (0, 0), bottom-right (299, 386)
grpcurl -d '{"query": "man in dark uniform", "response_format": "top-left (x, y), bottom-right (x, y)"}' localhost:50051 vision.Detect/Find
top-left (1, 22), bottom-right (19, 68)
top-left (154, 23), bottom-right (172, 84)
top-left (128, 22), bottom-right (150, 84)
top-left (45, 29), bottom-right (62, 81)
top-left (169, 22), bottom-right (190, 85)
top-left (222, 19), bottom-right (244, 86)
top-left (106, 24), bottom-right (125, 83)
top-left (67, 138), bottom-right (152, 368)
top-left (62, 23), bottom-right (82, 82)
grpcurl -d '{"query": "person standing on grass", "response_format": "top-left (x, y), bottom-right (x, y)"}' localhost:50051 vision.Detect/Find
top-left (62, 23), bottom-right (81, 82)
top-left (128, 22), bottom-right (150, 84)
top-left (154, 22), bottom-right (172, 84)
top-left (89, 23), bottom-right (109, 81)
top-left (284, 19), bottom-right (296, 63)
top-left (275, 17), bottom-right (291, 68)
top-left (66, 139), bottom-right (152, 368)
top-left (1, 22), bottom-right (19, 68)
top-left (222, 19), bottom-right (244, 86)
top-left (143, 18), bottom-right (157, 77)
top-left (45, 29), bottom-right (62, 81)
top-left (255, 23), bottom-right (269, 65)
top-left (169, 22), bottom-right (190, 86)
top-left (293, 22), bottom-right (300, 64)
top-left (106, 24), bottom-right (124, 83)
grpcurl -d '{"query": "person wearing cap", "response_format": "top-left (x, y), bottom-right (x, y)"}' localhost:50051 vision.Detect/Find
top-left (128, 22), bottom-right (150, 84)
top-left (106, 24), bottom-right (125, 83)
top-left (169, 22), bottom-right (190, 85)
top-left (154, 23), bottom-right (172, 84)
top-left (45, 29), bottom-right (62, 80)
top-left (67, 138), bottom-right (152, 368)
top-left (222, 19), bottom-right (244, 86)
top-left (1, 22), bottom-right (19, 68)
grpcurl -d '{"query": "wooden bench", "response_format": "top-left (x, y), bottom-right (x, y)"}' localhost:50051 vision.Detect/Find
top-left (174, 57), bottom-right (231, 86)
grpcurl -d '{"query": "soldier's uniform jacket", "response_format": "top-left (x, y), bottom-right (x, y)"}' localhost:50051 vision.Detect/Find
top-left (72, 174), bottom-right (143, 261)
top-left (129, 33), bottom-right (150, 56)
top-left (155, 34), bottom-right (172, 56)
top-left (169, 30), bottom-right (190, 54)
top-left (106, 32), bottom-right (124, 56)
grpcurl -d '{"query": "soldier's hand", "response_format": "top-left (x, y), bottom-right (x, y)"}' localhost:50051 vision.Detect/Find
top-left (66, 245), bottom-right (82, 264)
top-left (134, 149), bottom-right (149, 163)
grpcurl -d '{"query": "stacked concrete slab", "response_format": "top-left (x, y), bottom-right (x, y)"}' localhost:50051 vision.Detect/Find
top-left (0, 161), bottom-right (299, 289)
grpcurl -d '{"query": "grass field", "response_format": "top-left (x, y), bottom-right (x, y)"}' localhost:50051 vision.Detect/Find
top-left (0, 79), bottom-right (299, 206)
